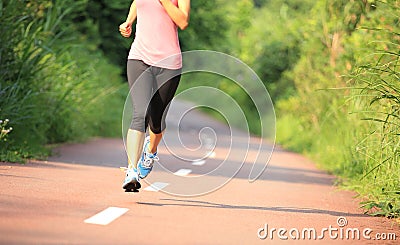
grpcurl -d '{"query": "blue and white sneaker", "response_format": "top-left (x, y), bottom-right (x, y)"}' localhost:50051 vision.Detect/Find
top-left (137, 136), bottom-right (159, 179)
top-left (122, 167), bottom-right (141, 192)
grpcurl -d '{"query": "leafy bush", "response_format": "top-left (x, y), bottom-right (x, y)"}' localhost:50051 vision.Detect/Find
top-left (348, 1), bottom-right (400, 216)
top-left (0, 0), bottom-right (125, 162)
top-left (275, 0), bottom-right (399, 217)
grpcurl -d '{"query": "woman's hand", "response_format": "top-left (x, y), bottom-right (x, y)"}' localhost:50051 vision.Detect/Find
top-left (121, 1), bottom-right (137, 37)
top-left (119, 22), bottom-right (132, 38)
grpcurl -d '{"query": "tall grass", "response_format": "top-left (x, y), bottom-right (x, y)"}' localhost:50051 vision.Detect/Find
top-left (275, 0), bottom-right (399, 218)
top-left (0, 0), bottom-right (126, 162)
top-left (349, 35), bottom-right (400, 217)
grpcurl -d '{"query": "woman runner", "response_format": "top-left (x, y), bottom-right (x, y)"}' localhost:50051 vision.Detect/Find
top-left (119, 0), bottom-right (190, 191)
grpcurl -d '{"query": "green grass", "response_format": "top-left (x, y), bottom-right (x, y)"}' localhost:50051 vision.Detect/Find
top-left (275, 0), bottom-right (399, 218)
top-left (347, 43), bottom-right (400, 218)
top-left (0, 0), bottom-right (126, 162)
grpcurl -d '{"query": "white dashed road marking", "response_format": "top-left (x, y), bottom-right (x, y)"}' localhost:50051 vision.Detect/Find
top-left (84, 207), bottom-right (129, 226)
top-left (206, 151), bottom-right (216, 158)
top-left (174, 169), bottom-right (192, 176)
top-left (144, 182), bottom-right (169, 192)
top-left (192, 160), bottom-right (206, 166)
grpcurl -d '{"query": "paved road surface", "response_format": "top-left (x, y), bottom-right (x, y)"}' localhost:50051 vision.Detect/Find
top-left (0, 100), bottom-right (398, 244)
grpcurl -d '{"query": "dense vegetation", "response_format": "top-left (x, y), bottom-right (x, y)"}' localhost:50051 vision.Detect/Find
top-left (0, 0), bottom-right (398, 217)
top-left (274, 0), bottom-right (400, 218)
top-left (0, 0), bottom-right (127, 161)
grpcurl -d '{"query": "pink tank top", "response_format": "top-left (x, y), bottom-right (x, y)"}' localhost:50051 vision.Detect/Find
top-left (128, 0), bottom-right (182, 69)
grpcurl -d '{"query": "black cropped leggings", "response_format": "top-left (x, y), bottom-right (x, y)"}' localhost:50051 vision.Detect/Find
top-left (127, 59), bottom-right (181, 134)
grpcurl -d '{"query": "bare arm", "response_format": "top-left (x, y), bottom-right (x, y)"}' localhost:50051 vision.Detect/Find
top-left (160, 0), bottom-right (190, 30)
top-left (125, 1), bottom-right (137, 24)
top-left (119, 1), bottom-right (137, 38)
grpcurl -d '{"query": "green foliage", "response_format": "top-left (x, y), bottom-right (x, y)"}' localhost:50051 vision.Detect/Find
top-left (0, 0), bottom-right (125, 162)
top-left (179, 0), bottom-right (229, 51)
top-left (275, 0), bottom-right (400, 218)
top-left (253, 0), bottom-right (269, 8)
top-left (347, 3), bottom-right (400, 217)
top-left (82, 0), bottom-right (132, 68)
top-left (226, 0), bottom-right (314, 100)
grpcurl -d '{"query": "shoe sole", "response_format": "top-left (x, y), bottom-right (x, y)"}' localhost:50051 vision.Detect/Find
top-left (123, 180), bottom-right (141, 192)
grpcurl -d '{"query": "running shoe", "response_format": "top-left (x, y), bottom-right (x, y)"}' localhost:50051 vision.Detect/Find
top-left (137, 136), bottom-right (159, 179)
top-left (122, 167), bottom-right (141, 191)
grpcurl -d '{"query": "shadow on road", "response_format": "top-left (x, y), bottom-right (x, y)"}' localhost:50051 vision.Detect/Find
top-left (137, 198), bottom-right (367, 218)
